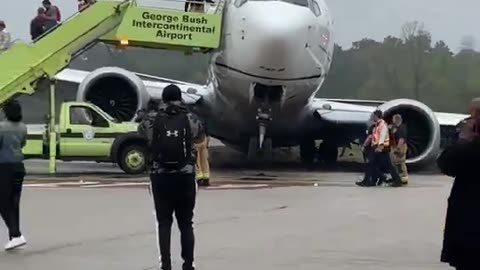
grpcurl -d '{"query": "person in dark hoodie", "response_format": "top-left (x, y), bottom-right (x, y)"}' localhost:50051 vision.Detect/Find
top-left (143, 84), bottom-right (205, 270)
top-left (437, 97), bottom-right (480, 270)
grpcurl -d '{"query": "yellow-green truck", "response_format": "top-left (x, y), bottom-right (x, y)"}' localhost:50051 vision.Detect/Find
top-left (23, 101), bottom-right (148, 174)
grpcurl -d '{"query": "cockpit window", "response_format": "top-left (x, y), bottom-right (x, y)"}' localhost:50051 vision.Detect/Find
top-left (311, 0), bottom-right (321, 16)
top-left (234, 0), bottom-right (247, 7)
top-left (280, 0), bottom-right (308, 7)
top-left (235, 0), bottom-right (319, 10)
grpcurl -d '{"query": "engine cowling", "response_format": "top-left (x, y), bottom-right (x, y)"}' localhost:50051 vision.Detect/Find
top-left (377, 99), bottom-right (441, 167)
top-left (76, 67), bottom-right (150, 122)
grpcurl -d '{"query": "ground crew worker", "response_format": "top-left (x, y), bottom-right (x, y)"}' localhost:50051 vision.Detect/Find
top-left (195, 122), bottom-right (210, 186)
top-left (437, 97), bottom-right (480, 270)
top-left (143, 84), bottom-right (205, 270)
top-left (390, 114), bottom-right (408, 185)
top-left (0, 100), bottom-right (28, 251)
top-left (370, 110), bottom-right (402, 187)
top-left (0, 20), bottom-right (11, 52)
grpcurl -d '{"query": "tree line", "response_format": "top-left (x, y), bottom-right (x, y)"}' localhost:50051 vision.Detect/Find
top-left (321, 21), bottom-right (480, 113)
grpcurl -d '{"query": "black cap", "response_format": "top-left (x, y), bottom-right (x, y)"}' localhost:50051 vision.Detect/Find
top-left (3, 99), bottom-right (22, 122)
top-left (373, 109), bottom-right (383, 119)
top-left (42, 0), bottom-right (51, 5)
top-left (162, 84), bottom-right (182, 102)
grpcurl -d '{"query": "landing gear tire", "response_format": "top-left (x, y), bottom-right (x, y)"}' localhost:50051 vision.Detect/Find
top-left (318, 141), bottom-right (338, 167)
top-left (263, 138), bottom-right (273, 164)
top-left (247, 137), bottom-right (273, 164)
top-left (118, 144), bottom-right (147, 174)
top-left (300, 139), bottom-right (316, 167)
top-left (247, 137), bottom-right (259, 162)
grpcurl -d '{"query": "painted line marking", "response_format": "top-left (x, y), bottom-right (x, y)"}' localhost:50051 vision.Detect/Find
top-left (206, 184), bottom-right (269, 190)
top-left (24, 183), bottom-right (60, 188)
top-left (82, 183), bottom-right (149, 188)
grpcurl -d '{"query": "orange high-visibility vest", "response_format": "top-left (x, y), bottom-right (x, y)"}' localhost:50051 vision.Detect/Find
top-left (371, 119), bottom-right (390, 147)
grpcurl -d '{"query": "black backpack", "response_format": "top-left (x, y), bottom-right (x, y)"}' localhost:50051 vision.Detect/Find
top-left (151, 111), bottom-right (192, 170)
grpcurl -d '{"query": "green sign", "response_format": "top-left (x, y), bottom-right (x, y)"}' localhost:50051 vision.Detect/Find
top-left (115, 6), bottom-right (222, 48)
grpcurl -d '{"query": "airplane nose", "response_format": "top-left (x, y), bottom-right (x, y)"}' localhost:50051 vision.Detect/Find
top-left (250, 14), bottom-right (305, 62)
top-left (235, 4), bottom-right (314, 76)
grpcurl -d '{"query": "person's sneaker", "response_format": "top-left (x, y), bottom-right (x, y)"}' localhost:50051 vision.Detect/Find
top-left (387, 180), bottom-right (403, 187)
top-left (356, 180), bottom-right (375, 187)
top-left (5, 235), bottom-right (26, 251)
top-left (198, 178), bottom-right (211, 187)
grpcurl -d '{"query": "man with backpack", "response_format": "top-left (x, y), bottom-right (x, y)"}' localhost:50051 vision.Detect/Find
top-left (143, 84), bottom-right (205, 270)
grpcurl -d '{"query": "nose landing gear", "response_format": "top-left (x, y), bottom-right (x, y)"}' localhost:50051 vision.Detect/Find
top-left (247, 107), bottom-right (273, 164)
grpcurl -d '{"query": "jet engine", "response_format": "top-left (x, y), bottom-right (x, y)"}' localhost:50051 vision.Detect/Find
top-left (377, 99), bottom-right (441, 167)
top-left (76, 67), bottom-right (150, 122)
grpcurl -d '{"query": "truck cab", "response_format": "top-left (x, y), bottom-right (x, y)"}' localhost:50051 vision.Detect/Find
top-left (23, 102), bottom-right (149, 174)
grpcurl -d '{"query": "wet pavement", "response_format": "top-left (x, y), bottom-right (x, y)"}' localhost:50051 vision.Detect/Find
top-left (0, 167), bottom-right (452, 270)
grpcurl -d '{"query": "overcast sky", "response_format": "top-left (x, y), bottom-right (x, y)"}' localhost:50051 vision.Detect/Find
top-left (1, 0), bottom-right (478, 51)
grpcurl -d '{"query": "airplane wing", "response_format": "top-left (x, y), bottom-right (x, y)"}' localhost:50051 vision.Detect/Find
top-left (314, 98), bottom-right (468, 127)
top-left (54, 68), bottom-right (212, 105)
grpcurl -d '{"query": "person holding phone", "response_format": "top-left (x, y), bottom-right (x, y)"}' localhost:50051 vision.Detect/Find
top-left (437, 97), bottom-right (480, 270)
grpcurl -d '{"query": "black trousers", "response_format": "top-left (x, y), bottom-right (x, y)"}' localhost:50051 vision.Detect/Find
top-left (0, 162), bottom-right (25, 240)
top-left (150, 172), bottom-right (197, 270)
top-left (362, 148), bottom-right (375, 183)
top-left (372, 151), bottom-right (402, 184)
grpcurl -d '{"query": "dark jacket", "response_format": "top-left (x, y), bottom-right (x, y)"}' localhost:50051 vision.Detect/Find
top-left (437, 136), bottom-right (480, 267)
top-left (30, 16), bottom-right (46, 40)
top-left (138, 101), bottom-right (204, 174)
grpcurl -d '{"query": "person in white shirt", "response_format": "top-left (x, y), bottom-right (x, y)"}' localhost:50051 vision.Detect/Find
top-left (0, 20), bottom-right (12, 52)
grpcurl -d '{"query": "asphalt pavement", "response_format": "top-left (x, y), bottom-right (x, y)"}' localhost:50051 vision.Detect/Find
top-left (0, 169), bottom-right (453, 270)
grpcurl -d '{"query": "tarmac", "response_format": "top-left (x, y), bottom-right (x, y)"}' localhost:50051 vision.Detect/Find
top-left (0, 156), bottom-right (453, 270)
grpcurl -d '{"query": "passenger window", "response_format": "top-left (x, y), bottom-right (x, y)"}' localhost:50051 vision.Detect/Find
top-left (311, 0), bottom-right (321, 16)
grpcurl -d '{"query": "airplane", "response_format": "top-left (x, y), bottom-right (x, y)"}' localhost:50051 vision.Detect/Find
top-left (52, 0), bottom-right (468, 168)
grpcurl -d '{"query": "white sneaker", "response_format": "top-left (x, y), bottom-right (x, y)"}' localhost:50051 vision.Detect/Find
top-left (5, 235), bottom-right (27, 251)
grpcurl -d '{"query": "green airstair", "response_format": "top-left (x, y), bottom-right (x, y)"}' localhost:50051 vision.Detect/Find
top-left (0, 0), bottom-right (224, 105)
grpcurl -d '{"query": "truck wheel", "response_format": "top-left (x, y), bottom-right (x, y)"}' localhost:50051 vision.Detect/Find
top-left (119, 144), bottom-right (147, 174)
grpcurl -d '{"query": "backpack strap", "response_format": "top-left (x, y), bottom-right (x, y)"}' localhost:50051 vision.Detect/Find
top-left (183, 113), bottom-right (193, 161)
top-left (151, 113), bottom-right (167, 160)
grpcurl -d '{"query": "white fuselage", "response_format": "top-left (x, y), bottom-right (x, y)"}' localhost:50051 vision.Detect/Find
top-left (200, 0), bottom-right (334, 146)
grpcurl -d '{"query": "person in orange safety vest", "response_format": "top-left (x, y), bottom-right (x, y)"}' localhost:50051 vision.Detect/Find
top-left (357, 110), bottom-right (402, 187)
